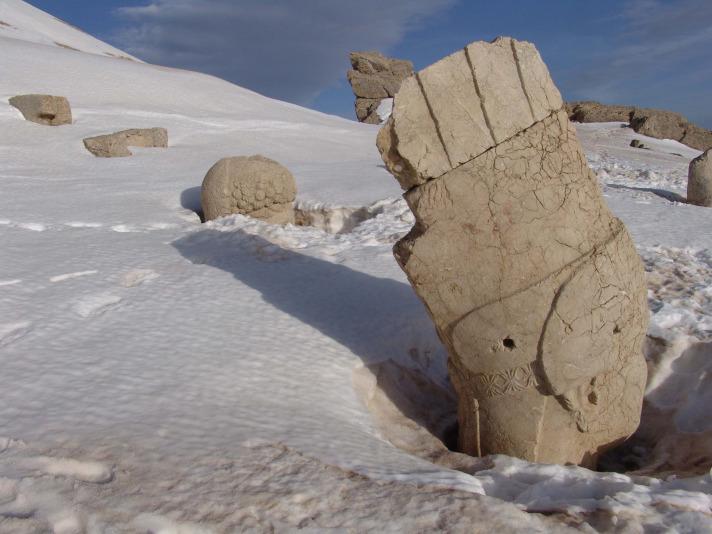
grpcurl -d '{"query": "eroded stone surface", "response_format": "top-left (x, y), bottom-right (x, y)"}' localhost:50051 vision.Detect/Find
top-left (347, 52), bottom-right (413, 124)
top-left (566, 101), bottom-right (635, 124)
top-left (9, 94), bottom-right (72, 126)
top-left (83, 128), bottom-right (167, 158)
top-left (688, 149), bottom-right (712, 207)
top-left (201, 155), bottom-right (297, 224)
top-left (378, 37), bottom-right (648, 466)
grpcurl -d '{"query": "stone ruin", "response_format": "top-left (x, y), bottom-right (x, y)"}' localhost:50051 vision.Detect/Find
top-left (9, 94), bottom-right (72, 126)
top-left (377, 37), bottom-right (649, 466)
top-left (688, 149), bottom-right (712, 207)
top-left (201, 155), bottom-right (297, 224)
top-left (567, 101), bottom-right (712, 151)
top-left (83, 128), bottom-right (168, 158)
top-left (347, 51), bottom-right (413, 124)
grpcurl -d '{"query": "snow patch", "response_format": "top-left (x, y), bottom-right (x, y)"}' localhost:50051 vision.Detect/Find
top-left (49, 270), bottom-right (98, 283)
top-left (19, 457), bottom-right (113, 484)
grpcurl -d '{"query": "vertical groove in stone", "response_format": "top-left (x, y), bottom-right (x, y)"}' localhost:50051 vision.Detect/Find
top-left (415, 72), bottom-right (454, 169)
top-left (464, 46), bottom-right (498, 145)
top-left (510, 39), bottom-right (537, 123)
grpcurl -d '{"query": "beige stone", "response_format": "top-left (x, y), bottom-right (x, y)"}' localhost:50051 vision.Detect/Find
top-left (9, 94), bottom-right (72, 126)
top-left (83, 128), bottom-right (168, 158)
top-left (688, 149), bottom-right (712, 207)
top-left (567, 101), bottom-right (634, 123)
top-left (201, 155), bottom-right (297, 224)
top-left (378, 37), bottom-right (648, 466)
top-left (347, 51), bottom-right (413, 124)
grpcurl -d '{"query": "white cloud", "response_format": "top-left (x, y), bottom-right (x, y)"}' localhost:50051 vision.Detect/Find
top-left (115, 0), bottom-right (455, 104)
top-left (562, 0), bottom-right (712, 126)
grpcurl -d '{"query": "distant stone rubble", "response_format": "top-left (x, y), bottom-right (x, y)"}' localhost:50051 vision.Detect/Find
top-left (347, 51), bottom-right (413, 124)
top-left (567, 101), bottom-right (712, 151)
top-left (201, 155), bottom-right (297, 224)
top-left (378, 37), bottom-right (648, 466)
top-left (9, 94), bottom-right (72, 126)
top-left (688, 149), bottom-right (712, 207)
top-left (83, 128), bottom-right (168, 158)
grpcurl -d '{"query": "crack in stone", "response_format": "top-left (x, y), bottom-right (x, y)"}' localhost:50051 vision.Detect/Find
top-left (464, 45), bottom-right (498, 146)
top-left (404, 107), bottom-right (566, 195)
top-left (509, 39), bottom-right (537, 124)
top-left (446, 222), bottom-right (627, 341)
top-left (415, 72), bottom-right (454, 170)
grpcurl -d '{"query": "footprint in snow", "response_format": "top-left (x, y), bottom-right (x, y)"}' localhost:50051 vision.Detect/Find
top-left (0, 322), bottom-right (32, 347)
top-left (72, 293), bottom-right (123, 318)
top-left (120, 269), bottom-right (159, 288)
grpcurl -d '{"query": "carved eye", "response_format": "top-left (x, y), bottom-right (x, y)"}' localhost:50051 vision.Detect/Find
top-left (502, 338), bottom-right (516, 350)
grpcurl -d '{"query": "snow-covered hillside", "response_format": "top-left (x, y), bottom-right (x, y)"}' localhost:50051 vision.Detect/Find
top-left (0, 0), bottom-right (136, 60)
top-left (1, 2), bottom-right (711, 532)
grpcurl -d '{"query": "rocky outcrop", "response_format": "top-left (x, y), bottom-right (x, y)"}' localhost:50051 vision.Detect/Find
top-left (567, 101), bottom-right (712, 151)
top-left (83, 128), bottom-right (168, 157)
top-left (378, 37), bottom-right (648, 466)
top-left (567, 101), bottom-right (634, 124)
top-left (347, 51), bottom-right (413, 124)
top-left (201, 155), bottom-right (297, 224)
top-left (688, 149), bottom-right (712, 207)
top-left (630, 109), bottom-right (712, 151)
top-left (9, 94), bottom-right (72, 126)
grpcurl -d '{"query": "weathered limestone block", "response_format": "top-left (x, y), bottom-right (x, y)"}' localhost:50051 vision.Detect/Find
top-left (9, 94), bottom-right (72, 126)
top-left (378, 37), bottom-right (648, 466)
top-left (688, 149), bottom-right (712, 207)
top-left (83, 128), bottom-right (168, 158)
top-left (201, 155), bottom-right (297, 224)
top-left (347, 51), bottom-right (413, 124)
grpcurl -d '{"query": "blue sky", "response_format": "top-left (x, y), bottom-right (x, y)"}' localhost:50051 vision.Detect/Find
top-left (28, 0), bottom-right (712, 128)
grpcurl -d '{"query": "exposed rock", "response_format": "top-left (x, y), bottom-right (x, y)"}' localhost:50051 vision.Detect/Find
top-left (9, 94), bottom-right (72, 126)
top-left (567, 101), bottom-right (634, 123)
top-left (630, 108), bottom-right (712, 152)
top-left (83, 128), bottom-right (168, 158)
top-left (566, 101), bottom-right (712, 151)
top-left (347, 52), bottom-right (413, 124)
top-left (201, 155), bottom-right (297, 224)
top-left (377, 37), bottom-right (648, 466)
top-left (688, 149), bottom-right (712, 207)
top-left (630, 139), bottom-right (646, 149)
top-left (680, 123), bottom-right (712, 152)
top-left (629, 108), bottom-right (687, 143)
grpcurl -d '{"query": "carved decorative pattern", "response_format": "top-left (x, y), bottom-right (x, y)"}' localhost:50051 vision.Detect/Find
top-left (473, 362), bottom-right (539, 398)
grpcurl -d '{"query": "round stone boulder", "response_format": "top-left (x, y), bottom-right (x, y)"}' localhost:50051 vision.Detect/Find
top-left (201, 155), bottom-right (297, 224)
top-left (688, 149), bottom-right (712, 207)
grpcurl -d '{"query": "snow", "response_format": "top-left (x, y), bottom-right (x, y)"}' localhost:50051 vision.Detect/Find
top-left (0, 0), bottom-right (135, 60)
top-left (1, 2), bottom-right (712, 531)
top-left (376, 97), bottom-right (394, 123)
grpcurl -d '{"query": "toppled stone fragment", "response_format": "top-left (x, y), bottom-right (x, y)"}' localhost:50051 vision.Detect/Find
top-left (378, 37), bottom-right (649, 466)
top-left (201, 155), bottom-right (297, 224)
top-left (9, 94), bottom-right (72, 126)
top-left (688, 149), bottom-right (712, 207)
top-left (83, 128), bottom-right (167, 158)
top-left (347, 52), bottom-right (413, 124)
